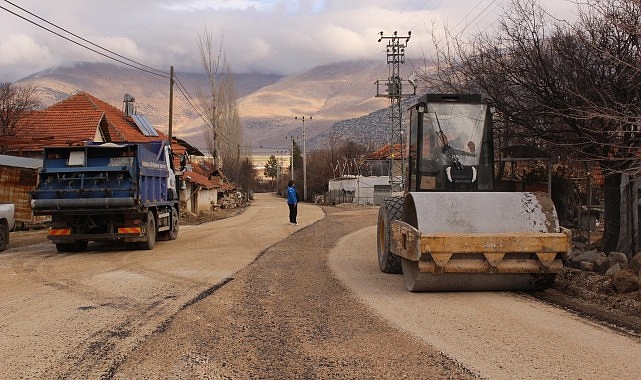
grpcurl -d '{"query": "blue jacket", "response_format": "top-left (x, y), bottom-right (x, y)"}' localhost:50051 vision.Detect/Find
top-left (287, 186), bottom-right (298, 205)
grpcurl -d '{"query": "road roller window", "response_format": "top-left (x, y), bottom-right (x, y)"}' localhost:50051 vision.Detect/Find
top-left (423, 103), bottom-right (486, 168)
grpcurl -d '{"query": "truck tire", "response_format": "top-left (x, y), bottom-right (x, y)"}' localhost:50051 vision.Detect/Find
top-left (0, 220), bottom-right (8, 251)
top-left (158, 206), bottom-right (179, 241)
top-left (140, 211), bottom-right (156, 250)
top-left (377, 195), bottom-right (404, 274)
top-left (168, 206), bottom-right (179, 240)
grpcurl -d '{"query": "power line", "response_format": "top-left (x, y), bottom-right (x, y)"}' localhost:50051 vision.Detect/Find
top-left (451, 1), bottom-right (486, 34)
top-left (456, 0), bottom-right (500, 36)
top-left (173, 74), bottom-right (237, 149)
top-left (173, 75), bottom-right (208, 126)
top-left (0, 0), bottom-right (169, 78)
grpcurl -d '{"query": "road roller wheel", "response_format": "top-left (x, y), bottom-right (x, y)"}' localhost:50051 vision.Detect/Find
top-left (377, 196), bottom-right (404, 274)
top-left (401, 258), bottom-right (558, 292)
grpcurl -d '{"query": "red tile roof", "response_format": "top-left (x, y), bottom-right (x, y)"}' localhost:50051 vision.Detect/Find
top-left (182, 170), bottom-right (219, 189)
top-left (368, 144), bottom-right (405, 160)
top-left (9, 109), bottom-right (105, 150)
top-left (5, 92), bottom-right (186, 161)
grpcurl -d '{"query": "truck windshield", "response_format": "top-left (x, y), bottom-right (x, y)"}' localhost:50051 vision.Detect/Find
top-left (422, 103), bottom-right (487, 168)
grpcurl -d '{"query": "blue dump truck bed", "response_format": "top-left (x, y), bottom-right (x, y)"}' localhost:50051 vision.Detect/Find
top-left (31, 141), bottom-right (180, 252)
top-left (32, 141), bottom-right (175, 212)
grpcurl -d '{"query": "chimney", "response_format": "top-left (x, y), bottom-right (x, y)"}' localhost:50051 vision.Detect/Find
top-left (123, 93), bottom-right (135, 116)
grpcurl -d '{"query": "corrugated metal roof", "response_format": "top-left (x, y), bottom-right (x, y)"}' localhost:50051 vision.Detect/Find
top-left (0, 155), bottom-right (42, 169)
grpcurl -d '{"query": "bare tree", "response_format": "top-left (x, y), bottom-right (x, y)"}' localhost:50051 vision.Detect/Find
top-left (0, 82), bottom-right (40, 136)
top-left (305, 139), bottom-right (373, 198)
top-left (197, 29), bottom-right (243, 179)
top-left (237, 157), bottom-right (258, 195)
top-left (218, 60), bottom-right (244, 182)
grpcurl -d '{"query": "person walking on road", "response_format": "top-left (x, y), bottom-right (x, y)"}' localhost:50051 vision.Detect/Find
top-left (286, 180), bottom-right (299, 225)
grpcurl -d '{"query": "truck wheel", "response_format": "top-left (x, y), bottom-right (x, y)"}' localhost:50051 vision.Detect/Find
top-left (168, 207), bottom-right (179, 240)
top-left (0, 220), bottom-right (8, 251)
top-left (377, 195), bottom-right (404, 274)
top-left (140, 211), bottom-right (156, 250)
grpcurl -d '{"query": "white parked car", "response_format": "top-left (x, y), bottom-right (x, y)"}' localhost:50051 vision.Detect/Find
top-left (0, 203), bottom-right (15, 251)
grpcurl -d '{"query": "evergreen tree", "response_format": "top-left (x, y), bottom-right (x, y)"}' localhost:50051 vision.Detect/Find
top-left (264, 154), bottom-right (280, 190)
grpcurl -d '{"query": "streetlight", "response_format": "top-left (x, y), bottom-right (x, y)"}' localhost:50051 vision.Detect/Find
top-left (295, 116), bottom-right (311, 202)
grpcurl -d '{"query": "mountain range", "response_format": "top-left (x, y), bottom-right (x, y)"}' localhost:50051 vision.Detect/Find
top-left (16, 60), bottom-right (421, 154)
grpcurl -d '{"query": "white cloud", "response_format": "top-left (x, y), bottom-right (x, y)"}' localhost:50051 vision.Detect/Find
top-left (0, 34), bottom-right (52, 65)
top-left (162, 0), bottom-right (328, 13)
top-left (0, 0), bottom-right (580, 81)
top-left (163, 0), bottom-right (272, 12)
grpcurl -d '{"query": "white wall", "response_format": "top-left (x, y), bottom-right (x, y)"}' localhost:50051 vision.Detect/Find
top-left (328, 176), bottom-right (390, 205)
top-left (180, 182), bottom-right (218, 214)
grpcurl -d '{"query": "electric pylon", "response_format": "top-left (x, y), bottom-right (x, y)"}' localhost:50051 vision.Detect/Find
top-left (375, 31), bottom-right (415, 192)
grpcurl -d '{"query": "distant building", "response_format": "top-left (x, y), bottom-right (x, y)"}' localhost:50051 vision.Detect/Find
top-left (327, 175), bottom-right (390, 205)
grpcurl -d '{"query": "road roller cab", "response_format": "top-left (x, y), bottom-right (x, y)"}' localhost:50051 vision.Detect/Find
top-left (376, 94), bottom-right (571, 292)
top-left (406, 94), bottom-right (494, 193)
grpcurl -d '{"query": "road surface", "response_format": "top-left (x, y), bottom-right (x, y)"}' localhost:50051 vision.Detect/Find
top-left (2, 193), bottom-right (640, 379)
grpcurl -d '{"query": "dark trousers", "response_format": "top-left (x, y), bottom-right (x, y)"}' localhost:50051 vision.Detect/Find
top-left (288, 203), bottom-right (297, 223)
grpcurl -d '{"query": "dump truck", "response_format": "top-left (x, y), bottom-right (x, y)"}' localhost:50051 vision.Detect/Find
top-left (377, 94), bottom-right (570, 291)
top-left (0, 203), bottom-right (15, 251)
top-left (31, 141), bottom-right (179, 252)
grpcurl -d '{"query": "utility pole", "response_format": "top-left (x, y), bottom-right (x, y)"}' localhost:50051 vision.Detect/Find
top-left (375, 31), bottom-right (415, 193)
top-left (168, 66), bottom-right (174, 145)
top-left (295, 116), bottom-right (311, 202)
top-left (285, 136), bottom-right (295, 181)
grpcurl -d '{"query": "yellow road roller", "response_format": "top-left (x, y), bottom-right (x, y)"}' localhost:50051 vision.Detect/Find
top-left (377, 94), bottom-right (570, 291)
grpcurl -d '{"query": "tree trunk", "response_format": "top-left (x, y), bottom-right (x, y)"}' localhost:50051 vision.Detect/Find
top-left (601, 173), bottom-right (621, 253)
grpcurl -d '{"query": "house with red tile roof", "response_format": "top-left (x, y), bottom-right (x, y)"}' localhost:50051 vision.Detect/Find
top-left (3, 92), bottom-right (187, 159)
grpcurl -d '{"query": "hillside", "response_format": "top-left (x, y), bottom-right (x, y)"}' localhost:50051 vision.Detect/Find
top-left (311, 96), bottom-right (420, 150)
top-left (18, 62), bottom-right (284, 150)
top-left (16, 60), bottom-right (419, 153)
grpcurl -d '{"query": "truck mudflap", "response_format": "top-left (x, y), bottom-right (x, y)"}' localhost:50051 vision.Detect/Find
top-left (390, 220), bottom-right (570, 274)
top-left (32, 197), bottom-right (135, 210)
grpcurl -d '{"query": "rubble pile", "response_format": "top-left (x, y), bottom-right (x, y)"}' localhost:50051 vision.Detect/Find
top-left (567, 248), bottom-right (641, 293)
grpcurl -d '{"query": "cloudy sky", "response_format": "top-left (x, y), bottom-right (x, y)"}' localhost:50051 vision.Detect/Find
top-left (0, 0), bottom-right (578, 81)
